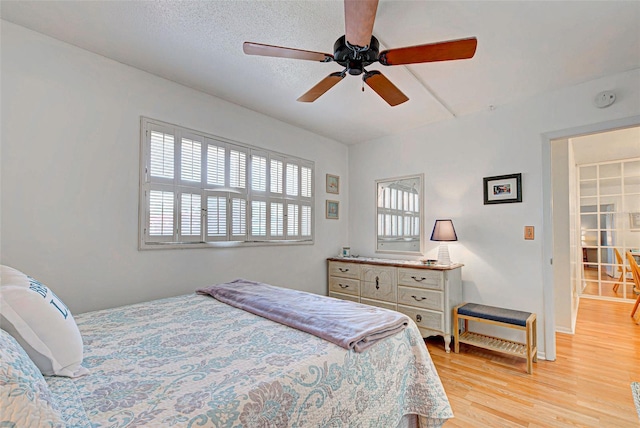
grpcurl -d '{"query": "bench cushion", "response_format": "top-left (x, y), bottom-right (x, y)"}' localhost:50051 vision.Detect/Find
top-left (457, 303), bottom-right (531, 327)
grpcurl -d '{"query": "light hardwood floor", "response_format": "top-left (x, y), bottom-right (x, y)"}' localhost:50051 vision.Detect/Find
top-left (582, 267), bottom-right (636, 300)
top-left (426, 298), bottom-right (640, 427)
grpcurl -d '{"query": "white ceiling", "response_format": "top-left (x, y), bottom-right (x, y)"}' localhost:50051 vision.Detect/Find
top-left (572, 126), bottom-right (640, 165)
top-left (1, 0), bottom-right (639, 145)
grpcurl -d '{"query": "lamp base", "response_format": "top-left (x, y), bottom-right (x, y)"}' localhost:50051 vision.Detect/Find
top-left (437, 243), bottom-right (452, 266)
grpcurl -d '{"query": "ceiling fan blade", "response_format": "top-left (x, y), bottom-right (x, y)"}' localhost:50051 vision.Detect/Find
top-left (297, 72), bottom-right (345, 103)
top-left (363, 70), bottom-right (408, 106)
top-left (344, 0), bottom-right (379, 47)
top-left (379, 37), bottom-right (478, 66)
top-left (243, 42), bottom-right (333, 62)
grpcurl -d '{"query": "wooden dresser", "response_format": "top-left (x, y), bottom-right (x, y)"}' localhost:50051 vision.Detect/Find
top-left (327, 257), bottom-right (463, 352)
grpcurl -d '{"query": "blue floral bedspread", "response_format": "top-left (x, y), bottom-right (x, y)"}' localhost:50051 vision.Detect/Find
top-left (46, 293), bottom-right (453, 427)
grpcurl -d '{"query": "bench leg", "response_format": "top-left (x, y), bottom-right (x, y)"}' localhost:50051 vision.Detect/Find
top-left (526, 317), bottom-right (535, 374)
top-left (532, 318), bottom-right (538, 362)
top-left (453, 310), bottom-right (460, 354)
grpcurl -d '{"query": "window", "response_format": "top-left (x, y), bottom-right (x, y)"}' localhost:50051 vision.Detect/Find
top-left (140, 118), bottom-right (314, 248)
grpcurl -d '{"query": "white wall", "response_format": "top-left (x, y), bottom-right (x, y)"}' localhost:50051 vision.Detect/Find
top-left (551, 139), bottom-right (572, 332)
top-left (348, 68), bottom-right (640, 356)
top-left (1, 22), bottom-right (349, 313)
top-left (567, 142), bottom-right (579, 333)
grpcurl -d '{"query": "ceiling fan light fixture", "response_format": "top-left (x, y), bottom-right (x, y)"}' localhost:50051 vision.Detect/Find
top-left (243, 0), bottom-right (477, 106)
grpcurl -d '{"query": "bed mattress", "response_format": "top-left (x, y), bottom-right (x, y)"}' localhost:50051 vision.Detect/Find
top-left (45, 293), bottom-right (453, 427)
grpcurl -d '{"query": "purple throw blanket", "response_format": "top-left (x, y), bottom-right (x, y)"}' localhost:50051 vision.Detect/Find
top-left (197, 279), bottom-right (410, 352)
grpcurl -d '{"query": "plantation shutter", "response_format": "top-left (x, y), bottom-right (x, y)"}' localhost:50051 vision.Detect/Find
top-left (149, 131), bottom-right (174, 180)
top-left (251, 200), bottom-right (267, 238)
top-left (206, 194), bottom-right (227, 241)
top-left (148, 190), bottom-right (175, 242)
top-left (145, 123), bottom-right (178, 243)
top-left (206, 141), bottom-right (225, 187)
top-left (251, 154), bottom-right (267, 193)
top-left (287, 203), bottom-right (299, 237)
top-left (301, 166), bottom-right (312, 198)
top-left (270, 202), bottom-right (284, 238)
top-left (299, 162), bottom-right (313, 238)
top-left (249, 152), bottom-right (268, 241)
top-left (229, 146), bottom-right (247, 190)
top-left (270, 158), bottom-right (283, 195)
top-left (301, 205), bottom-right (312, 237)
top-left (141, 118), bottom-right (313, 248)
top-left (286, 163), bottom-right (299, 197)
top-left (178, 192), bottom-right (202, 242)
top-left (231, 198), bottom-right (246, 239)
top-left (180, 136), bottom-right (202, 183)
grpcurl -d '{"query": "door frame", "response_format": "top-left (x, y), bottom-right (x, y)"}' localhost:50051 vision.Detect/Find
top-left (541, 115), bottom-right (640, 361)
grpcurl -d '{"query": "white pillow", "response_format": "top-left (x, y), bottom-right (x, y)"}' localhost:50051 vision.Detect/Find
top-left (0, 328), bottom-right (65, 427)
top-left (1, 264), bottom-right (30, 285)
top-left (0, 265), bottom-right (88, 378)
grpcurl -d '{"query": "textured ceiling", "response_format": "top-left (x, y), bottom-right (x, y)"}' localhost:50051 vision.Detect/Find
top-left (1, 0), bottom-right (639, 145)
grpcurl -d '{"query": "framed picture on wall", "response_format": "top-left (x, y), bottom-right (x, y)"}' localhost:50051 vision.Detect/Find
top-left (483, 173), bottom-right (522, 204)
top-left (326, 174), bottom-right (339, 194)
top-left (326, 200), bottom-right (339, 219)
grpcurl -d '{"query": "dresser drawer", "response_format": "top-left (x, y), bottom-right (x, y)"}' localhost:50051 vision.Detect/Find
top-left (361, 265), bottom-right (396, 286)
top-left (397, 286), bottom-right (443, 311)
top-left (397, 305), bottom-right (444, 333)
top-left (328, 261), bottom-right (361, 279)
top-left (329, 276), bottom-right (360, 296)
top-left (327, 257), bottom-right (462, 353)
top-left (329, 292), bottom-right (360, 303)
top-left (361, 279), bottom-right (396, 302)
top-left (397, 268), bottom-right (443, 290)
top-left (361, 297), bottom-right (397, 311)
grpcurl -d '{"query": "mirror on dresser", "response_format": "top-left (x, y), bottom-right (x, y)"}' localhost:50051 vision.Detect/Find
top-left (375, 174), bottom-right (423, 254)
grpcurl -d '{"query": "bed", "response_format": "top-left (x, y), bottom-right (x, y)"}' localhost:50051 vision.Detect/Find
top-left (2, 276), bottom-right (453, 427)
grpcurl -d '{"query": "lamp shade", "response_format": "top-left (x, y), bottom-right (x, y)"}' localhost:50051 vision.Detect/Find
top-left (430, 219), bottom-right (457, 242)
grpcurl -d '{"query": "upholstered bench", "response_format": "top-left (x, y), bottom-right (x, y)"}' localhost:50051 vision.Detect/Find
top-left (453, 303), bottom-right (537, 374)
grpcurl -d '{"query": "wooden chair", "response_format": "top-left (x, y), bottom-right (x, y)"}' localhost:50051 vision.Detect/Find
top-left (613, 248), bottom-right (633, 293)
top-left (624, 251), bottom-right (640, 322)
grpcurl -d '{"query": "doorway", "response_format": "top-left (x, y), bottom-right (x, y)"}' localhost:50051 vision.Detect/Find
top-left (542, 116), bottom-right (640, 360)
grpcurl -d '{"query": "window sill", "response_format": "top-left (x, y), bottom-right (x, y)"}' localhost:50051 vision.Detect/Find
top-left (139, 239), bottom-right (314, 250)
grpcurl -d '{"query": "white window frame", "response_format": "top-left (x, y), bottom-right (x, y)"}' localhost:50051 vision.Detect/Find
top-left (139, 117), bottom-right (314, 249)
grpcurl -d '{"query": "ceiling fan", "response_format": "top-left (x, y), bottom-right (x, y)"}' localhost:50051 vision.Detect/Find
top-left (243, 0), bottom-right (477, 106)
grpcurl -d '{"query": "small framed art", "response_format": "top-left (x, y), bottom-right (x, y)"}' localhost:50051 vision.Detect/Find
top-left (483, 173), bottom-right (522, 205)
top-left (326, 174), bottom-right (339, 194)
top-left (326, 200), bottom-right (339, 219)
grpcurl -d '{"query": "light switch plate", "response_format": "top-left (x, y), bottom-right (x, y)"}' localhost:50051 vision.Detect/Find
top-left (525, 226), bottom-right (534, 240)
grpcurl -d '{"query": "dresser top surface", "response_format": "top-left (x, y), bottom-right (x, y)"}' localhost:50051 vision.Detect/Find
top-left (327, 257), bottom-right (463, 270)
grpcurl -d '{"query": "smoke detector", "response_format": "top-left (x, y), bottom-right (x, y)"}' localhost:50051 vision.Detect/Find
top-left (594, 90), bottom-right (616, 108)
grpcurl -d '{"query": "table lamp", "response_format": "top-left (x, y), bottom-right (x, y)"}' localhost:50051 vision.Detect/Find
top-left (430, 219), bottom-right (457, 266)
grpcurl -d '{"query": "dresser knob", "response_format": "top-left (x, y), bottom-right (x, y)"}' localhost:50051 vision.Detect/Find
top-left (375, 276), bottom-right (380, 289)
top-left (411, 276), bottom-right (426, 282)
top-left (338, 284), bottom-right (349, 289)
top-left (416, 314), bottom-right (422, 322)
top-left (339, 268), bottom-right (349, 272)
top-left (411, 295), bottom-right (426, 301)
